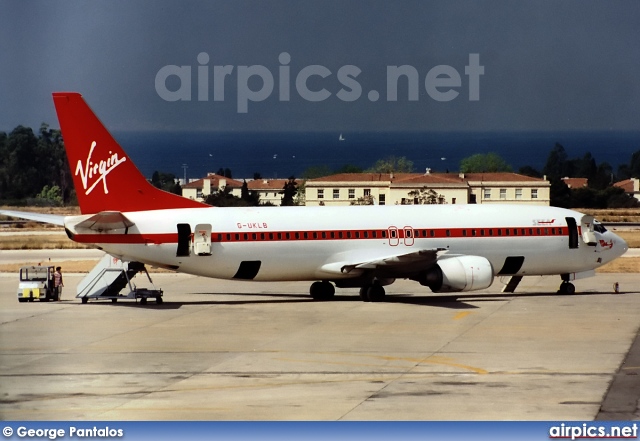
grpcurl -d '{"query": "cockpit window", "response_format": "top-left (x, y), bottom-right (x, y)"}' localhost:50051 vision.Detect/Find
top-left (593, 221), bottom-right (607, 233)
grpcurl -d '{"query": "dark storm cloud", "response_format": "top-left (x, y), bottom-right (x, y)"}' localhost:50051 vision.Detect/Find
top-left (2, 0), bottom-right (639, 132)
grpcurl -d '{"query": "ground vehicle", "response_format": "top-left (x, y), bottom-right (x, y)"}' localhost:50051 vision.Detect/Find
top-left (17, 265), bottom-right (58, 302)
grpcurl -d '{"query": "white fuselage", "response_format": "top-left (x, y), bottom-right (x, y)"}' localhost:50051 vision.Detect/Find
top-left (64, 204), bottom-right (628, 285)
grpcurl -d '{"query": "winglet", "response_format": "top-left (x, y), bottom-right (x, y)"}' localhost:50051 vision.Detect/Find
top-left (52, 92), bottom-right (207, 214)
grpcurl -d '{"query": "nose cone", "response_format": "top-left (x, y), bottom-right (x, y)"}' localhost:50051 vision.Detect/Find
top-left (598, 231), bottom-right (628, 265)
top-left (617, 235), bottom-right (629, 257)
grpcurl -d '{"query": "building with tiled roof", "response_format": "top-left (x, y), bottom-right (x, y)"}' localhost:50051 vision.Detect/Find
top-left (182, 174), bottom-right (243, 201)
top-left (246, 179), bottom-right (300, 205)
top-left (613, 178), bottom-right (640, 201)
top-left (561, 177), bottom-right (588, 189)
top-left (305, 171), bottom-right (550, 206)
top-left (182, 174), bottom-right (300, 205)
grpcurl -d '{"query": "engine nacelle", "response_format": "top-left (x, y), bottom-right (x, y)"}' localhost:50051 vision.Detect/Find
top-left (418, 255), bottom-right (494, 293)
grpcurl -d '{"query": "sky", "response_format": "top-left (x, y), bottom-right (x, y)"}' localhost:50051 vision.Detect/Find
top-left (2, 0), bottom-right (640, 133)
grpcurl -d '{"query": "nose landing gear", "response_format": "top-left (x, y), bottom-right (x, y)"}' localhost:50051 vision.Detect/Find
top-left (558, 281), bottom-right (575, 294)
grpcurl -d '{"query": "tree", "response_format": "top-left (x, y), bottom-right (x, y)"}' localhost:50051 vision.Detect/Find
top-left (280, 176), bottom-right (298, 206)
top-left (407, 187), bottom-right (445, 204)
top-left (151, 171), bottom-right (182, 195)
top-left (590, 162), bottom-right (613, 191)
top-left (618, 150), bottom-right (640, 180)
top-left (33, 185), bottom-right (63, 206)
top-left (350, 195), bottom-right (375, 205)
top-left (459, 153), bottom-right (511, 173)
top-left (549, 179), bottom-right (571, 208)
top-left (543, 143), bottom-right (571, 181)
top-left (630, 150), bottom-right (640, 177)
top-left (204, 186), bottom-right (243, 207)
top-left (573, 152), bottom-right (597, 183)
top-left (0, 124), bottom-right (72, 204)
top-left (4, 126), bottom-right (41, 200)
top-left (367, 156), bottom-right (414, 173)
top-left (518, 165), bottom-right (542, 178)
top-left (240, 180), bottom-right (260, 205)
top-left (216, 167), bottom-right (233, 178)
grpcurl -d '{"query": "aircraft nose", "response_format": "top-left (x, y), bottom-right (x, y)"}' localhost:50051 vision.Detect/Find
top-left (615, 234), bottom-right (628, 257)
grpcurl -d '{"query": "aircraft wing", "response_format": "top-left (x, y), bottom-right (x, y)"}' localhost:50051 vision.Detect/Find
top-left (321, 248), bottom-right (447, 277)
top-left (0, 210), bottom-right (65, 226)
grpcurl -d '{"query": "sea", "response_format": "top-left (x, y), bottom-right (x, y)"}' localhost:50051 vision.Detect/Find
top-left (114, 131), bottom-right (640, 181)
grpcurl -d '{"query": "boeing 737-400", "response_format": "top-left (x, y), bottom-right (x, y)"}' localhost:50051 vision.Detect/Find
top-left (0, 93), bottom-right (629, 302)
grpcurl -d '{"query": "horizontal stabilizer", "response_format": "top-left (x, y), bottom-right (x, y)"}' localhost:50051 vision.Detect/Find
top-left (0, 210), bottom-right (65, 226)
top-left (75, 211), bottom-right (135, 231)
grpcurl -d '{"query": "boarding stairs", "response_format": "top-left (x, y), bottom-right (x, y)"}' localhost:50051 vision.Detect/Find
top-left (77, 254), bottom-right (163, 304)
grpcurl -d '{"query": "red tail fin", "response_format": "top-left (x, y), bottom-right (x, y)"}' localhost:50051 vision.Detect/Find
top-left (53, 92), bottom-right (207, 214)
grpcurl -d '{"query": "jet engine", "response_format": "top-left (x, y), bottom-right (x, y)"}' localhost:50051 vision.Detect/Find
top-left (417, 255), bottom-right (494, 293)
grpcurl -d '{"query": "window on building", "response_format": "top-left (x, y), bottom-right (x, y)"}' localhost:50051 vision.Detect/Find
top-left (515, 188), bottom-right (522, 199)
top-left (531, 189), bottom-right (538, 199)
top-left (364, 188), bottom-right (371, 196)
top-left (500, 188), bottom-right (507, 199)
top-left (484, 189), bottom-right (491, 199)
top-left (333, 189), bottom-right (340, 199)
top-left (348, 189), bottom-right (355, 199)
top-left (317, 189), bottom-right (324, 199)
top-left (379, 194), bottom-right (386, 205)
top-left (452, 198), bottom-right (456, 204)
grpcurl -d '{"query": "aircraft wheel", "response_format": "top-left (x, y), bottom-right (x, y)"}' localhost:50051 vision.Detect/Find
top-left (367, 283), bottom-right (386, 302)
top-left (81, 297), bottom-right (88, 304)
top-left (140, 298), bottom-right (148, 305)
top-left (558, 282), bottom-right (575, 294)
top-left (111, 298), bottom-right (118, 303)
top-left (310, 281), bottom-right (335, 301)
top-left (156, 296), bottom-right (163, 304)
top-left (359, 286), bottom-right (370, 302)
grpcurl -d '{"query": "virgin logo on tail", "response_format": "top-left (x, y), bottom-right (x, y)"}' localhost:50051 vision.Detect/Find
top-left (76, 141), bottom-right (127, 195)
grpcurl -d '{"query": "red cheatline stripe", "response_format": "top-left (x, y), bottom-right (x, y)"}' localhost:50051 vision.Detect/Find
top-left (71, 226), bottom-right (570, 244)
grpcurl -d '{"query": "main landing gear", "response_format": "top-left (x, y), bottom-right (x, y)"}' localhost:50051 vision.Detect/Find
top-left (309, 281), bottom-right (335, 301)
top-left (308, 280), bottom-right (387, 302)
top-left (359, 281), bottom-right (386, 302)
top-left (557, 281), bottom-right (576, 294)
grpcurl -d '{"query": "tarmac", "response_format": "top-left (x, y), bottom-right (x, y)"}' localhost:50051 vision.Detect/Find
top-left (0, 263), bottom-right (639, 421)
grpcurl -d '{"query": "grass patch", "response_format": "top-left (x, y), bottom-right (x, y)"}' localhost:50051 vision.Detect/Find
top-left (0, 234), bottom-right (89, 250)
top-left (0, 205), bottom-right (80, 216)
top-left (611, 230), bottom-right (640, 248)
top-left (581, 208), bottom-right (640, 223)
top-left (596, 257), bottom-right (640, 273)
top-left (0, 260), bottom-right (174, 274)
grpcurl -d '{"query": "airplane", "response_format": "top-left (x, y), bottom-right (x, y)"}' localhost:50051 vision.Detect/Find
top-left (0, 92), bottom-right (629, 302)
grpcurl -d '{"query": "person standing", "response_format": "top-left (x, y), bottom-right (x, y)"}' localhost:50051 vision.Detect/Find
top-left (53, 266), bottom-right (64, 301)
